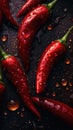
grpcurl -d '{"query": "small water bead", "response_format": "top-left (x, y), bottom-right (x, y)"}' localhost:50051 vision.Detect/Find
top-left (20, 112), bottom-right (24, 118)
top-left (66, 87), bottom-right (69, 91)
top-left (69, 39), bottom-right (72, 42)
top-left (65, 59), bottom-right (71, 65)
top-left (4, 112), bottom-right (8, 116)
top-left (6, 48), bottom-right (9, 52)
top-left (14, 53), bottom-right (18, 57)
top-left (1, 35), bottom-right (8, 42)
top-left (17, 111), bottom-right (20, 115)
top-left (7, 100), bottom-right (19, 111)
top-left (55, 82), bottom-right (60, 88)
top-left (52, 92), bottom-right (56, 97)
top-left (68, 45), bottom-right (71, 49)
top-left (61, 79), bottom-right (68, 87)
top-left (47, 24), bottom-right (53, 31)
top-left (64, 8), bottom-right (68, 12)
top-left (68, 82), bottom-right (73, 87)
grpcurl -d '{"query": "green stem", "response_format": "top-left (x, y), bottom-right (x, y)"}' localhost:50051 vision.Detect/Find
top-left (0, 47), bottom-right (10, 61)
top-left (58, 26), bottom-right (73, 45)
top-left (45, 0), bottom-right (58, 11)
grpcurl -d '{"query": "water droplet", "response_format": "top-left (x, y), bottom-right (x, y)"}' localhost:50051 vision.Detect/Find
top-left (6, 48), bottom-right (9, 52)
top-left (52, 92), bottom-right (56, 97)
top-left (4, 112), bottom-right (8, 116)
top-left (68, 45), bottom-right (71, 49)
top-left (20, 112), bottom-right (24, 118)
top-left (55, 82), bottom-right (60, 88)
top-left (68, 82), bottom-right (73, 87)
top-left (69, 39), bottom-right (72, 42)
top-left (65, 59), bottom-right (71, 65)
top-left (47, 24), bottom-right (53, 31)
top-left (1, 35), bottom-right (8, 42)
top-left (14, 53), bottom-right (18, 56)
top-left (61, 79), bottom-right (67, 87)
top-left (64, 8), bottom-right (68, 12)
top-left (17, 111), bottom-right (20, 115)
top-left (28, 120), bottom-right (31, 124)
top-left (7, 100), bottom-right (19, 111)
top-left (66, 87), bottom-right (69, 91)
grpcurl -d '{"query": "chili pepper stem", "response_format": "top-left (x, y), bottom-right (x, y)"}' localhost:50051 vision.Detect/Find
top-left (59, 26), bottom-right (73, 45)
top-left (0, 47), bottom-right (10, 60)
top-left (46, 0), bottom-right (58, 11)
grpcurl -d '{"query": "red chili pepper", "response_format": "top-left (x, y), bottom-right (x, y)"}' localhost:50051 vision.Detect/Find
top-left (0, 0), bottom-right (18, 27)
top-left (18, 0), bottom-right (57, 72)
top-left (17, 0), bottom-right (45, 17)
top-left (0, 48), bottom-right (40, 118)
top-left (0, 66), bottom-right (5, 99)
top-left (36, 26), bottom-right (73, 94)
top-left (32, 97), bottom-right (73, 127)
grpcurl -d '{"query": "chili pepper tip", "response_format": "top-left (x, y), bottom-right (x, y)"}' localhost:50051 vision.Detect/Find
top-left (0, 47), bottom-right (10, 60)
top-left (46, 0), bottom-right (58, 11)
top-left (58, 26), bottom-right (73, 45)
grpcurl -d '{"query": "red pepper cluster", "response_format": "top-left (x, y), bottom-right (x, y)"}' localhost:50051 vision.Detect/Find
top-left (0, 0), bottom-right (73, 128)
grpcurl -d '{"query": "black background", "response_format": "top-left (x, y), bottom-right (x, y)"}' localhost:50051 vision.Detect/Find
top-left (0, 0), bottom-right (73, 129)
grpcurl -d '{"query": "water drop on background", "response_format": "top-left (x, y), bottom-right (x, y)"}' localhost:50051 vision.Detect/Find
top-left (1, 35), bottom-right (8, 42)
top-left (55, 82), bottom-right (60, 88)
top-left (7, 100), bottom-right (19, 111)
top-left (66, 87), bottom-right (69, 91)
top-left (61, 79), bottom-right (67, 87)
top-left (68, 82), bottom-right (73, 87)
top-left (52, 92), bottom-right (56, 97)
top-left (4, 112), bottom-right (8, 116)
top-left (65, 59), bottom-right (71, 65)
top-left (47, 25), bottom-right (53, 31)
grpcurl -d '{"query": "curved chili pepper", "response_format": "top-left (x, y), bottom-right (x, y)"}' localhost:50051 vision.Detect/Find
top-left (36, 26), bottom-right (73, 94)
top-left (32, 97), bottom-right (73, 127)
top-left (0, 0), bottom-right (18, 27)
top-left (0, 66), bottom-right (5, 99)
top-left (0, 48), bottom-right (40, 118)
top-left (17, 0), bottom-right (45, 17)
top-left (18, 0), bottom-right (57, 72)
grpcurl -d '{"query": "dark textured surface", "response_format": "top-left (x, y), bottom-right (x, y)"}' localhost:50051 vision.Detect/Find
top-left (0, 0), bottom-right (73, 129)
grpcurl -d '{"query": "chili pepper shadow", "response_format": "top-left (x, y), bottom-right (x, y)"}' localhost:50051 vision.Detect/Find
top-left (32, 105), bottom-right (73, 130)
top-left (0, 94), bottom-right (5, 130)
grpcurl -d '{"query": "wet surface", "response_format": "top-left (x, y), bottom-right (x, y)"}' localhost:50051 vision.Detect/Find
top-left (0, 0), bottom-right (73, 129)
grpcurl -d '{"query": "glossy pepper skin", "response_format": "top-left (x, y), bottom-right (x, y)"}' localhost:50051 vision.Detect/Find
top-left (18, 0), bottom-right (57, 72)
top-left (17, 0), bottom-right (45, 17)
top-left (32, 97), bottom-right (73, 127)
top-left (0, 48), bottom-right (40, 119)
top-left (0, 0), bottom-right (18, 27)
top-left (36, 26), bottom-right (73, 94)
